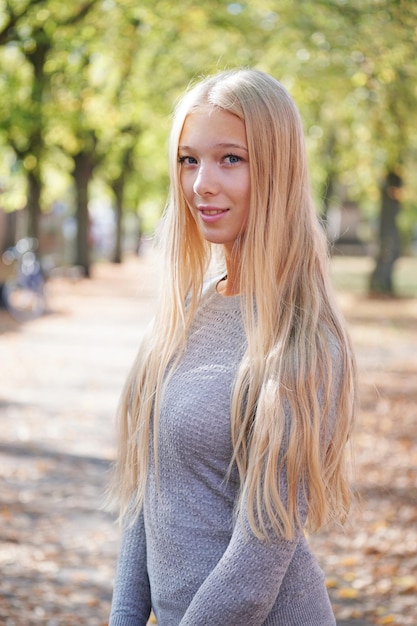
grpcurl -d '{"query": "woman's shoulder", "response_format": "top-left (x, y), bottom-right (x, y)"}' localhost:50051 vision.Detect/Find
top-left (184, 275), bottom-right (220, 309)
top-left (192, 273), bottom-right (241, 313)
top-left (202, 273), bottom-right (224, 297)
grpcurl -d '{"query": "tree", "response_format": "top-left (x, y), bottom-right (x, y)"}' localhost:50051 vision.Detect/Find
top-left (0, 0), bottom-right (99, 259)
top-left (0, 0), bottom-right (51, 240)
top-left (1, 0), bottom-right (416, 291)
top-left (276, 0), bottom-right (417, 295)
top-left (370, 171), bottom-right (402, 294)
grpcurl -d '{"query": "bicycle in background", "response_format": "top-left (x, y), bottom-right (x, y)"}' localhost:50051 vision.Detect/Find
top-left (1, 238), bottom-right (46, 322)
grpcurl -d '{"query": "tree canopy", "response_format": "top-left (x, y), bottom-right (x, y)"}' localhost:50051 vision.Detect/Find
top-left (0, 0), bottom-right (416, 289)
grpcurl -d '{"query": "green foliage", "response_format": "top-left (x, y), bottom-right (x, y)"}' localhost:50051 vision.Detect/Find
top-left (0, 0), bottom-right (416, 236)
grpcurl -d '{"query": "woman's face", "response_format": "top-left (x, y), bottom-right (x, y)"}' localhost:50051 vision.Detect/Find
top-left (178, 107), bottom-right (251, 254)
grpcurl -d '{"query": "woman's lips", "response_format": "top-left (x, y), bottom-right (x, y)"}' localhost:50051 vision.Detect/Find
top-left (198, 206), bottom-right (229, 223)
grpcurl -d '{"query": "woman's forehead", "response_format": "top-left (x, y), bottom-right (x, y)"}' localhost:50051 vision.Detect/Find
top-left (179, 108), bottom-right (247, 148)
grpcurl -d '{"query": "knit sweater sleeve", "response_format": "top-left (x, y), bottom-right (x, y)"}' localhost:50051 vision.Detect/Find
top-left (109, 510), bottom-right (151, 626)
top-left (179, 339), bottom-right (343, 626)
top-left (178, 463), bottom-right (304, 626)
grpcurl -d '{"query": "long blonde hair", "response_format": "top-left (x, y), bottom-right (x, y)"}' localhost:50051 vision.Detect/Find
top-left (110, 69), bottom-right (356, 540)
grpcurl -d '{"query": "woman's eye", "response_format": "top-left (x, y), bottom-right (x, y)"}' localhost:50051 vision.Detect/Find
top-left (178, 155), bottom-right (197, 165)
top-left (224, 154), bottom-right (242, 165)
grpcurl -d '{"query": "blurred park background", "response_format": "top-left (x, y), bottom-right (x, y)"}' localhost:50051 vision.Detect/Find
top-left (0, 0), bottom-right (417, 291)
top-left (0, 1), bottom-right (416, 625)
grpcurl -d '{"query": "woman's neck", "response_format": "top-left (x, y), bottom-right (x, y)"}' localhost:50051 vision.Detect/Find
top-left (217, 255), bottom-right (241, 296)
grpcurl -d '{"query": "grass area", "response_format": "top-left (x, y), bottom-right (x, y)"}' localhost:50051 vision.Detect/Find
top-left (330, 255), bottom-right (417, 298)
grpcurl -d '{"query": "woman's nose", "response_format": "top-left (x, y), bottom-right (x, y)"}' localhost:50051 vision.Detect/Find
top-left (192, 163), bottom-right (218, 196)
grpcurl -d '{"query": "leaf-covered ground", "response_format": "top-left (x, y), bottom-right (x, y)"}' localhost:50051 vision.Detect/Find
top-left (0, 252), bottom-right (416, 626)
top-left (309, 289), bottom-right (417, 625)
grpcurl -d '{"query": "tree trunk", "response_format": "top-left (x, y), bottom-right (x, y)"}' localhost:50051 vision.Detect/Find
top-left (26, 169), bottom-right (42, 241)
top-left (322, 172), bottom-right (334, 224)
top-left (321, 132), bottom-right (337, 225)
top-left (113, 178), bottom-right (124, 264)
top-left (111, 142), bottom-right (135, 263)
top-left (369, 171), bottom-right (402, 296)
top-left (74, 151), bottom-right (94, 277)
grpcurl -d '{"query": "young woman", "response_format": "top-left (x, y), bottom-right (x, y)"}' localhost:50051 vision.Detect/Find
top-left (108, 68), bottom-right (356, 626)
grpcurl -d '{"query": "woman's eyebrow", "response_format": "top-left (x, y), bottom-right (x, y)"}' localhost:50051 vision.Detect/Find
top-left (217, 142), bottom-right (248, 152)
top-left (178, 142), bottom-right (248, 152)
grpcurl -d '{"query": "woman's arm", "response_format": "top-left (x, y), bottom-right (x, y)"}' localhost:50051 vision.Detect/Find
top-left (179, 472), bottom-right (305, 626)
top-left (109, 510), bottom-right (152, 626)
top-left (179, 341), bottom-right (343, 626)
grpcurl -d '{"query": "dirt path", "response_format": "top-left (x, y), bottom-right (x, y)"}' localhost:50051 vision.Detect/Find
top-left (0, 252), bottom-right (158, 626)
top-left (0, 251), bottom-right (416, 625)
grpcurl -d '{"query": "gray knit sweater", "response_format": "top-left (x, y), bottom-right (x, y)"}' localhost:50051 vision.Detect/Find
top-left (109, 280), bottom-right (338, 626)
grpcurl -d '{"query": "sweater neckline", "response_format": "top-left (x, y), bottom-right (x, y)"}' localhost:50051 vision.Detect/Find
top-left (203, 277), bottom-right (242, 312)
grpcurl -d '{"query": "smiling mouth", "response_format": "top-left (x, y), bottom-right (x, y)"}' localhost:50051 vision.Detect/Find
top-left (197, 207), bottom-right (229, 224)
top-left (197, 205), bottom-right (229, 215)
top-left (199, 208), bottom-right (228, 215)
